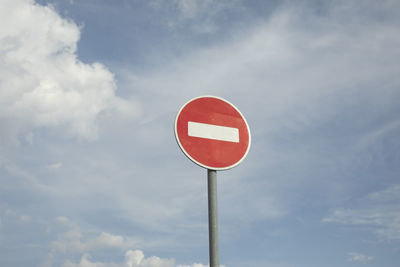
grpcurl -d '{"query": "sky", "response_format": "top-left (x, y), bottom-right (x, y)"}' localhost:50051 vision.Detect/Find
top-left (0, 0), bottom-right (400, 266)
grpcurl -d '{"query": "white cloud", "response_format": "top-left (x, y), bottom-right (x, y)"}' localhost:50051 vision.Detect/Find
top-left (62, 253), bottom-right (119, 267)
top-left (0, 0), bottom-right (139, 142)
top-left (46, 162), bottom-right (63, 169)
top-left (92, 232), bottom-right (125, 249)
top-left (46, 227), bottom-right (205, 267)
top-left (51, 230), bottom-right (124, 253)
top-left (44, 229), bottom-right (126, 267)
top-left (0, 207), bottom-right (31, 224)
top-left (19, 215), bottom-right (30, 222)
top-left (148, 0), bottom-right (243, 33)
top-left (174, 0), bottom-right (239, 19)
top-left (61, 250), bottom-right (210, 267)
top-left (347, 252), bottom-right (374, 262)
top-left (175, 0), bottom-right (199, 19)
top-left (177, 264), bottom-right (208, 267)
top-left (323, 185), bottom-right (400, 241)
top-left (61, 250), bottom-right (176, 267)
top-left (124, 250), bottom-right (175, 267)
top-left (55, 216), bottom-right (73, 226)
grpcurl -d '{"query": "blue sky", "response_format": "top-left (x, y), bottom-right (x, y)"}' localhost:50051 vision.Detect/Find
top-left (1, 0), bottom-right (400, 266)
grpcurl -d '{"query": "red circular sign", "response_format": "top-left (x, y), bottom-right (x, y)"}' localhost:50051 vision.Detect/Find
top-left (175, 96), bottom-right (251, 170)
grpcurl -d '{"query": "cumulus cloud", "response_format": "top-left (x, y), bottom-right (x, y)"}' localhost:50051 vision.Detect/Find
top-left (43, 229), bottom-right (126, 267)
top-left (124, 250), bottom-right (175, 267)
top-left (0, 0), bottom-right (138, 142)
top-left (62, 250), bottom-right (177, 267)
top-left (61, 250), bottom-right (209, 267)
top-left (51, 230), bottom-right (124, 253)
top-left (46, 228), bottom-right (206, 267)
top-left (62, 253), bottom-right (119, 267)
top-left (323, 185), bottom-right (400, 241)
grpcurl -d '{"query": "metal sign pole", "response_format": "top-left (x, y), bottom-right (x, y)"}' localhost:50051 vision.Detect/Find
top-left (207, 169), bottom-right (219, 267)
top-left (175, 96), bottom-right (250, 267)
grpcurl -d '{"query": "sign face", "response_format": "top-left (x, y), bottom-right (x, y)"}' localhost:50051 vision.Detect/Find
top-left (175, 96), bottom-right (251, 170)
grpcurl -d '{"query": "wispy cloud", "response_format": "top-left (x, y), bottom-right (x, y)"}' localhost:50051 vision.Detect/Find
top-left (347, 252), bottom-right (374, 262)
top-left (323, 185), bottom-right (400, 241)
top-left (46, 162), bottom-right (63, 169)
top-left (148, 0), bottom-right (244, 33)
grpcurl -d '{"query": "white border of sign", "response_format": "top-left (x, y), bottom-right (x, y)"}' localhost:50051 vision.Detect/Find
top-left (174, 95), bottom-right (251, 171)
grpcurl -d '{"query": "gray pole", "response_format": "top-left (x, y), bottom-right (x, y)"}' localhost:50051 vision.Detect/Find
top-left (207, 169), bottom-right (219, 267)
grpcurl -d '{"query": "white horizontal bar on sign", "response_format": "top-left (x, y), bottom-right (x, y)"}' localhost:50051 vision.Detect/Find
top-left (188, 121), bottom-right (239, 143)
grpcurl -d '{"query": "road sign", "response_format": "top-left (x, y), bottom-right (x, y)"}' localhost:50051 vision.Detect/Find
top-left (175, 96), bottom-right (251, 170)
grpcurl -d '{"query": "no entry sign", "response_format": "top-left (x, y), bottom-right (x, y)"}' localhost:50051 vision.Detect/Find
top-left (175, 96), bottom-right (251, 170)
